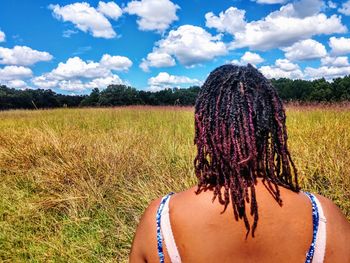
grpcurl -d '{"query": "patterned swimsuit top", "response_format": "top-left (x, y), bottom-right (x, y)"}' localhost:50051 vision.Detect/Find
top-left (156, 192), bottom-right (327, 263)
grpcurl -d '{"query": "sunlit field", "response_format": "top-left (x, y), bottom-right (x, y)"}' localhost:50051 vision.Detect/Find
top-left (0, 106), bottom-right (349, 262)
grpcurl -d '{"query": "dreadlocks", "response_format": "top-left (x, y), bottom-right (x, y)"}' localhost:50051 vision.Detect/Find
top-left (194, 64), bottom-right (299, 237)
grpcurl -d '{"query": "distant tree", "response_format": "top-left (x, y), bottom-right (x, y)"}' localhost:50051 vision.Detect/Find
top-left (98, 85), bottom-right (142, 106)
top-left (1, 74), bottom-right (350, 110)
top-left (309, 78), bottom-right (333, 101)
top-left (80, 88), bottom-right (100, 106)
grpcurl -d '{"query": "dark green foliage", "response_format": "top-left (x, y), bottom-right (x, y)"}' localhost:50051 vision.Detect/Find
top-left (271, 75), bottom-right (350, 102)
top-left (98, 85), bottom-right (142, 106)
top-left (1, 74), bottom-right (350, 110)
top-left (80, 88), bottom-right (100, 106)
top-left (0, 85), bottom-right (86, 110)
top-left (77, 85), bottom-right (200, 107)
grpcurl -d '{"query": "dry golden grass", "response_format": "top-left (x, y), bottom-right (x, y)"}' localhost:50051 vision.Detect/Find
top-left (0, 106), bottom-right (349, 262)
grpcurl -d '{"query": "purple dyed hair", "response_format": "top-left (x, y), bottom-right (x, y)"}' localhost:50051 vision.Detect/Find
top-left (194, 64), bottom-right (299, 237)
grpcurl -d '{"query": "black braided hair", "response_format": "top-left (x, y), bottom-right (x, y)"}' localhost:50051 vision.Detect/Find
top-left (194, 64), bottom-right (299, 237)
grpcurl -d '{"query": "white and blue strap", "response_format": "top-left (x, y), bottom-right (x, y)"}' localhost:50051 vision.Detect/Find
top-left (304, 192), bottom-right (327, 263)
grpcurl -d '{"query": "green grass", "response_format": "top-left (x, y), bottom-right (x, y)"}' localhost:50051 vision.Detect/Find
top-left (0, 106), bottom-right (349, 262)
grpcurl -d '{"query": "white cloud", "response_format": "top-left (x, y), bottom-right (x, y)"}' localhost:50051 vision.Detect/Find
top-left (47, 55), bottom-right (132, 80)
top-left (49, 2), bottom-right (118, 39)
top-left (140, 51), bottom-right (176, 72)
top-left (329, 36), bottom-right (350, 55)
top-left (338, 0), bottom-right (350, 15)
top-left (304, 65), bottom-right (350, 80)
top-left (5, 79), bottom-right (30, 89)
top-left (148, 72), bottom-right (200, 91)
top-left (259, 59), bottom-right (303, 79)
top-left (0, 46), bottom-right (53, 66)
top-left (31, 75), bottom-right (58, 89)
top-left (86, 74), bottom-right (123, 89)
top-left (255, 0), bottom-right (287, 4)
top-left (51, 57), bottom-right (108, 79)
top-left (218, 1), bottom-right (347, 51)
top-left (97, 1), bottom-right (122, 20)
top-left (327, 1), bottom-right (337, 9)
top-left (142, 25), bottom-right (227, 69)
top-left (292, 0), bottom-right (324, 18)
top-left (231, 51), bottom-right (264, 65)
top-left (124, 0), bottom-right (179, 33)
top-left (205, 7), bottom-right (246, 35)
top-left (0, 66), bottom-right (32, 81)
top-left (0, 30), bottom-right (5, 42)
top-left (57, 74), bottom-right (124, 91)
top-left (275, 58), bottom-right (300, 71)
top-left (321, 56), bottom-right (349, 67)
top-left (32, 54), bottom-right (131, 91)
top-left (282, 39), bottom-right (327, 61)
top-left (57, 79), bottom-right (87, 92)
top-left (0, 65), bottom-right (32, 89)
top-left (100, 54), bottom-right (133, 71)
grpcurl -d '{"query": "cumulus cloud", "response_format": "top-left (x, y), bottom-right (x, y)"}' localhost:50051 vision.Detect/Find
top-left (304, 65), bottom-right (350, 80)
top-left (124, 0), bottom-right (179, 33)
top-left (259, 59), bottom-right (303, 79)
top-left (5, 79), bottom-right (30, 89)
top-left (0, 66), bottom-right (32, 81)
top-left (321, 56), bottom-right (349, 67)
top-left (338, 0), bottom-right (350, 15)
top-left (49, 2), bottom-right (122, 39)
top-left (206, 1), bottom-right (347, 51)
top-left (0, 46), bottom-right (53, 66)
top-left (282, 39), bottom-right (327, 61)
top-left (205, 7), bottom-right (246, 35)
top-left (0, 65), bottom-right (32, 89)
top-left (50, 57), bottom-right (107, 79)
top-left (233, 14), bottom-right (345, 50)
top-left (32, 54), bottom-right (131, 92)
top-left (329, 36), bottom-right (350, 55)
top-left (231, 51), bottom-right (264, 66)
top-left (292, 0), bottom-right (324, 18)
top-left (0, 30), bottom-right (5, 42)
top-left (141, 25), bottom-right (227, 69)
top-left (56, 75), bottom-right (124, 91)
top-left (140, 51), bottom-right (176, 72)
top-left (97, 1), bottom-right (122, 20)
top-left (99, 54), bottom-right (133, 71)
top-left (31, 75), bottom-right (58, 89)
top-left (148, 72), bottom-right (200, 91)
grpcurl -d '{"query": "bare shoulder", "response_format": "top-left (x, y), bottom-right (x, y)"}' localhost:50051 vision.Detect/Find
top-left (314, 193), bottom-right (350, 227)
top-left (313, 193), bottom-right (350, 262)
top-left (129, 197), bottom-right (163, 263)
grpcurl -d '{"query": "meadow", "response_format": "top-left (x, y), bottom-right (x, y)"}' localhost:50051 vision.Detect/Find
top-left (0, 106), bottom-right (349, 262)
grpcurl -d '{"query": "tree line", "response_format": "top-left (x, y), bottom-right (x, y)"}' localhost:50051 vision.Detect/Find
top-left (1, 75), bottom-right (350, 110)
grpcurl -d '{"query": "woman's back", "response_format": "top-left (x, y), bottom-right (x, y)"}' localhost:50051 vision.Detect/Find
top-left (130, 179), bottom-right (350, 262)
top-left (129, 65), bottom-right (350, 262)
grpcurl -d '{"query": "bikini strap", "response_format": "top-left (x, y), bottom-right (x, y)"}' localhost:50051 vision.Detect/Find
top-left (304, 192), bottom-right (327, 263)
top-left (156, 192), bottom-right (175, 263)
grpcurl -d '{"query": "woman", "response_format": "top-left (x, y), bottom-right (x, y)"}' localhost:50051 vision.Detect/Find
top-left (130, 64), bottom-right (350, 263)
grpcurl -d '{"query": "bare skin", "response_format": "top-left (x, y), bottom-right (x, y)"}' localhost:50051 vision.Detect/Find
top-left (130, 178), bottom-right (350, 263)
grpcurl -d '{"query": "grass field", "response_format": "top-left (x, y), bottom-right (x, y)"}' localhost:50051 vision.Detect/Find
top-left (0, 106), bottom-right (349, 262)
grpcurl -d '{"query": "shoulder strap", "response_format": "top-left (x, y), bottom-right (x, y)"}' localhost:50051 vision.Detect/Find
top-left (160, 194), bottom-right (182, 263)
top-left (304, 192), bottom-right (327, 263)
top-left (156, 193), bottom-right (181, 263)
top-left (312, 194), bottom-right (327, 263)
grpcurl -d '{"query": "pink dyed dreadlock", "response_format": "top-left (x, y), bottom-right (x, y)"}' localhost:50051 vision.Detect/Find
top-left (194, 64), bottom-right (299, 237)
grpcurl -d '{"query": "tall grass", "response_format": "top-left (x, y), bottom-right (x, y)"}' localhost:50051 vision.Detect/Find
top-left (0, 106), bottom-right (349, 262)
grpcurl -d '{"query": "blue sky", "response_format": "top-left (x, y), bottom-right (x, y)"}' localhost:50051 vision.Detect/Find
top-left (0, 0), bottom-right (350, 94)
